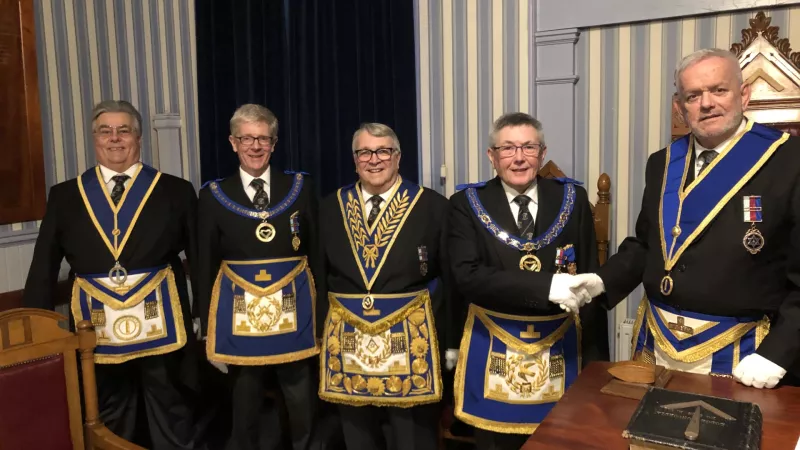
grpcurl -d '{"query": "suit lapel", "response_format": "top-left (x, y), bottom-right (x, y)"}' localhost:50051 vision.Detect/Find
top-left (269, 168), bottom-right (292, 208)
top-left (533, 178), bottom-right (563, 272)
top-left (221, 171), bottom-right (256, 208)
top-left (479, 177), bottom-right (524, 270)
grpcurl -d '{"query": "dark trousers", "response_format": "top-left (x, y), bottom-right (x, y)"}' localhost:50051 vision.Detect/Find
top-left (95, 353), bottom-right (196, 450)
top-left (337, 402), bottom-right (440, 450)
top-left (227, 358), bottom-right (317, 450)
top-left (474, 429), bottom-right (529, 450)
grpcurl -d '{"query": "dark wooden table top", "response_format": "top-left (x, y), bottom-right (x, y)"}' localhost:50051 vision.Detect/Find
top-left (523, 361), bottom-right (800, 449)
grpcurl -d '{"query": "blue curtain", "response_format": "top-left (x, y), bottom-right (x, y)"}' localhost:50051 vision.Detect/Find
top-left (196, 0), bottom-right (420, 196)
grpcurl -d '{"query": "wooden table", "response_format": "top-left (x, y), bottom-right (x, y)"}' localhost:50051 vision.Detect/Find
top-left (523, 361), bottom-right (800, 449)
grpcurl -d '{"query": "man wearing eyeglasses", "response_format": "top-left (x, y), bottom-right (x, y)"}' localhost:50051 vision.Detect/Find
top-left (317, 123), bottom-right (451, 450)
top-left (197, 104), bottom-right (322, 450)
top-left (447, 112), bottom-right (608, 450)
top-left (23, 100), bottom-right (200, 449)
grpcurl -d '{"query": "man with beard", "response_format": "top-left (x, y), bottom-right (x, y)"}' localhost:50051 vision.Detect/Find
top-left (447, 112), bottom-right (608, 450)
top-left (23, 100), bottom-right (199, 449)
top-left (197, 104), bottom-right (321, 450)
top-left (317, 123), bottom-right (451, 450)
top-left (572, 48), bottom-right (800, 388)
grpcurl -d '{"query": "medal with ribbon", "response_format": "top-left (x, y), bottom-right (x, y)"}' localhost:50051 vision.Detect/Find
top-left (464, 182), bottom-right (577, 272)
top-left (658, 122), bottom-right (787, 296)
top-left (290, 211), bottom-right (301, 251)
top-left (207, 172), bottom-right (304, 243)
top-left (555, 244), bottom-right (577, 274)
top-left (742, 196), bottom-right (764, 254)
top-left (418, 245), bottom-right (428, 276)
top-left (78, 164), bottom-right (161, 292)
top-left (338, 177), bottom-right (423, 311)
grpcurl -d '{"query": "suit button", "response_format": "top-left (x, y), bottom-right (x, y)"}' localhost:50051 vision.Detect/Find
top-left (677, 264), bottom-right (686, 272)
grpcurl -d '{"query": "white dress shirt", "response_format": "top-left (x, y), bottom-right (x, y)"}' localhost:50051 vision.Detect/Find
top-left (362, 187), bottom-right (392, 219)
top-left (239, 166), bottom-right (271, 203)
top-left (501, 179), bottom-right (539, 228)
top-left (99, 162), bottom-right (140, 192)
top-left (693, 119), bottom-right (747, 178)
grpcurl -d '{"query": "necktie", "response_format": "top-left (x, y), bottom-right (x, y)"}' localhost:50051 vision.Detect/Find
top-left (514, 195), bottom-right (534, 240)
top-left (366, 195), bottom-right (383, 227)
top-left (698, 150), bottom-right (718, 174)
top-left (250, 178), bottom-right (269, 211)
top-left (110, 175), bottom-right (130, 205)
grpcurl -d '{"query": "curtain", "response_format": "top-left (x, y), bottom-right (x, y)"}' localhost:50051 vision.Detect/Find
top-left (196, 0), bottom-right (420, 196)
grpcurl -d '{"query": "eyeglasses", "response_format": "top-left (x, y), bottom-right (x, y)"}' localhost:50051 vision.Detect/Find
top-left (354, 147), bottom-right (397, 162)
top-left (94, 126), bottom-right (135, 140)
top-left (491, 144), bottom-right (544, 158)
top-left (235, 135), bottom-right (277, 147)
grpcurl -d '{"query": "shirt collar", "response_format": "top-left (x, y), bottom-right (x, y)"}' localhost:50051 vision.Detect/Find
top-left (240, 166), bottom-right (271, 189)
top-left (501, 178), bottom-right (538, 206)
top-left (99, 162), bottom-right (141, 184)
top-left (695, 118), bottom-right (747, 156)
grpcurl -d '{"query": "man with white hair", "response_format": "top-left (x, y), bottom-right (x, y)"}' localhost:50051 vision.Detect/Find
top-left (573, 48), bottom-right (800, 388)
top-left (23, 100), bottom-right (199, 448)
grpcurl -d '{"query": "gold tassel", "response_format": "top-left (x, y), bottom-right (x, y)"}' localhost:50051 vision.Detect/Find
top-left (282, 293), bottom-right (296, 312)
top-left (549, 355), bottom-right (565, 378)
top-left (233, 294), bottom-right (246, 314)
top-left (144, 300), bottom-right (159, 320)
top-left (91, 309), bottom-right (106, 327)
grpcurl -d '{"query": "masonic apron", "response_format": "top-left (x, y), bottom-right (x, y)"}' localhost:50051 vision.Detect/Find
top-left (319, 178), bottom-right (443, 407)
top-left (71, 164), bottom-right (186, 364)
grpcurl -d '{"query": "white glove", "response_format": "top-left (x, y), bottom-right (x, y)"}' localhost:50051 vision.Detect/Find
top-left (193, 318), bottom-right (201, 339)
top-left (549, 274), bottom-right (590, 313)
top-left (445, 349), bottom-right (459, 371)
top-left (208, 359), bottom-right (229, 374)
top-left (570, 273), bottom-right (605, 299)
top-left (733, 353), bottom-right (786, 389)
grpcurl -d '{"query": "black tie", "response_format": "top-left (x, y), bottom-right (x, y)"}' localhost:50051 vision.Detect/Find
top-left (698, 150), bottom-right (718, 174)
top-left (110, 175), bottom-right (130, 205)
top-left (514, 195), bottom-right (534, 240)
top-left (366, 195), bottom-right (383, 227)
top-left (250, 178), bottom-right (269, 211)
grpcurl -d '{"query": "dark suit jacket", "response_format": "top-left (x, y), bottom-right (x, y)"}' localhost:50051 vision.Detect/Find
top-left (448, 176), bottom-right (610, 365)
top-left (23, 167), bottom-right (198, 337)
top-left (319, 181), bottom-right (455, 351)
top-left (597, 132), bottom-right (800, 374)
top-left (197, 167), bottom-right (323, 337)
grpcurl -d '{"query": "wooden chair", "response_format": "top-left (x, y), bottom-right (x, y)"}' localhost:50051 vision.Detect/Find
top-left (0, 308), bottom-right (144, 450)
top-left (438, 162), bottom-right (612, 448)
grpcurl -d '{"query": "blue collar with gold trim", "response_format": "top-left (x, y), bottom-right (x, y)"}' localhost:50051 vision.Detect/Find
top-left (208, 172), bottom-right (304, 221)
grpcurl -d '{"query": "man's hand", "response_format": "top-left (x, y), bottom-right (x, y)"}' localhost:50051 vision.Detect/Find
top-left (733, 353), bottom-right (786, 389)
top-left (208, 359), bottom-right (229, 374)
top-left (446, 349), bottom-right (459, 371)
top-left (570, 273), bottom-right (605, 298)
top-left (549, 274), bottom-right (591, 313)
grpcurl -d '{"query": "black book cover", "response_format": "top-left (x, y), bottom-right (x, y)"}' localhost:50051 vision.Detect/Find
top-left (622, 387), bottom-right (762, 450)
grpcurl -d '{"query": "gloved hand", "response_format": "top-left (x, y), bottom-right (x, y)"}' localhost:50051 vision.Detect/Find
top-left (446, 349), bottom-right (459, 371)
top-left (570, 273), bottom-right (605, 299)
top-left (208, 359), bottom-right (229, 374)
top-left (733, 353), bottom-right (786, 389)
top-left (549, 274), bottom-right (591, 313)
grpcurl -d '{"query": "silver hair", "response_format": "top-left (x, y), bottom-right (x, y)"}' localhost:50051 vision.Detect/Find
top-left (352, 123), bottom-right (402, 152)
top-left (489, 112), bottom-right (546, 147)
top-left (91, 100), bottom-right (143, 135)
top-left (674, 48), bottom-right (743, 94)
top-left (230, 103), bottom-right (279, 136)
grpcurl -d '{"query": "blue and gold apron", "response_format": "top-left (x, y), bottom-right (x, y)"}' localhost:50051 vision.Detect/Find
top-left (207, 257), bottom-right (318, 364)
top-left (319, 178), bottom-right (442, 406)
top-left (455, 305), bottom-right (581, 434)
top-left (630, 297), bottom-right (769, 376)
top-left (71, 164), bottom-right (186, 364)
top-left (658, 121), bottom-right (788, 296)
top-left (205, 172), bottom-right (318, 364)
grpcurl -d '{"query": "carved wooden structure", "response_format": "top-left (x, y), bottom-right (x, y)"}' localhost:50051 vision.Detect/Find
top-left (672, 11), bottom-right (800, 140)
top-left (0, 0), bottom-right (47, 224)
top-left (0, 308), bottom-right (143, 449)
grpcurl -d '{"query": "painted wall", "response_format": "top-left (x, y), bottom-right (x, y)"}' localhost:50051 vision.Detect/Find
top-left (414, 0), bottom-right (536, 195)
top-left (576, 6), bottom-right (800, 319)
top-left (0, 0), bottom-right (200, 293)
